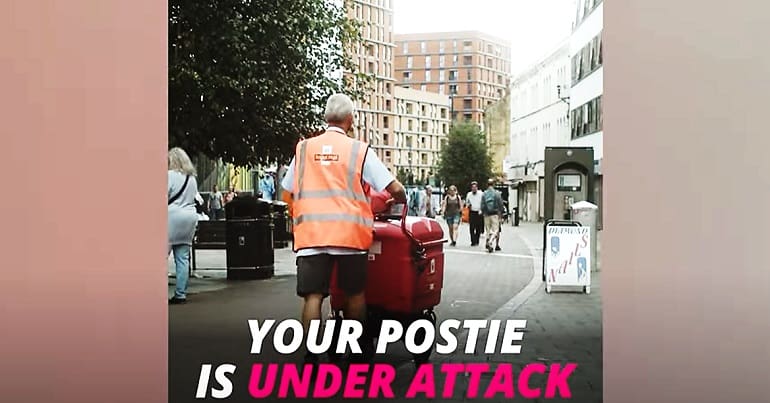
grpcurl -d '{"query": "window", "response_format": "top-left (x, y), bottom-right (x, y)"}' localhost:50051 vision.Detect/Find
top-left (570, 95), bottom-right (602, 139)
top-left (463, 99), bottom-right (472, 109)
top-left (385, 83), bottom-right (391, 94)
top-left (403, 41), bottom-right (408, 54)
top-left (571, 31), bottom-right (603, 85)
top-left (368, 62), bottom-right (375, 74)
top-left (383, 116), bottom-right (389, 128)
top-left (449, 70), bottom-right (458, 81)
top-left (463, 113), bottom-right (472, 121)
top-left (440, 108), bottom-right (447, 119)
top-left (452, 55), bottom-right (458, 66)
top-left (420, 84), bottom-right (427, 91)
top-left (463, 40), bottom-right (472, 47)
top-left (406, 103), bottom-right (414, 114)
top-left (467, 83), bottom-right (472, 93)
top-left (439, 41), bottom-right (445, 53)
top-left (385, 99), bottom-right (391, 111)
top-left (420, 41), bottom-right (426, 52)
top-left (425, 56), bottom-right (431, 68)
top-left (467, 70), bottom-right (472, 80)
top-left (463, 55), bottom-right (472, 65)
top-left (439, 70), bottom-right (445, 81)
top-left (403, 71), bottom-right (411, 81)
top-left (425, 70), bottom-right (431, 81)
top-left (448, 84), bottom-right (457, 94)
top-left (408, 120), bottom-right (414, 131)
top-left (407, 56), bottom-right (413, 68)
top-left (439, 84), bottom-right (445, 94)
top-left (453, 40), bottom-right (457, 48)
top-left (421, 121), bottom-right (428, 132)
top-left (439, 55), bottom-right (445, 67)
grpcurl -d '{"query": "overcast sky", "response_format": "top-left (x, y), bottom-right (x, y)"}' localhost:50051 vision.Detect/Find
top-left (393, 0), bottom-right (576, 76)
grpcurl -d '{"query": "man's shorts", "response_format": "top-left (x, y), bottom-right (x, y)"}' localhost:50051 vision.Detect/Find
top-left (296, 253), bottom-right (367, 297)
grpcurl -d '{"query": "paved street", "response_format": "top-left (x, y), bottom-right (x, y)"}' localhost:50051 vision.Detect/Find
top-left (168, 221), bottom-right (602, 402)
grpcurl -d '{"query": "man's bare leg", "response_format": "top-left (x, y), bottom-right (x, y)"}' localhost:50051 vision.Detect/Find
top-left (302, 293), bottom-right (324, 364)
top-left (344, 292), bottom-right (370, 362)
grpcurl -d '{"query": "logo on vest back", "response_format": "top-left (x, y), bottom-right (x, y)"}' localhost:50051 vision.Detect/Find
top-left (315, 145), bottom-right (338, 165)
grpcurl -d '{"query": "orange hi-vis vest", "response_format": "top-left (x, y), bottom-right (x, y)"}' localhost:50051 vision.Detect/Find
top-left (291, 128), bottom-right (374, 251)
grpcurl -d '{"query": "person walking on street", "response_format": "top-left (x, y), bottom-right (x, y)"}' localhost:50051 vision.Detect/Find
top-left (208, 184), bottom-right (224, 220)
top-left (481, 178), bottom-right (504, 253)
top-left (441, 185), bottom-right (464, 246)
top-left (465, 181), bottom-right (484, 246)
top-left (225, 185), bottom-right (237, 204)
top-left (259, 172), bottom-right (276, 200)
top-left (418, 185), bottom-right (435, 218)
top-left (167, 147), bottom-right (200, 304)
top-left (281, 93), bottom-right (407, 365)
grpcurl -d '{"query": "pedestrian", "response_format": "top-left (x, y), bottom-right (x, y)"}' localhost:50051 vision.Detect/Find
top-left (208, 184), bottom-right (225, 220)
top-left (224, 185), bottom-right (237, 204)
top-left (481, 178), bottom-right (505, 253)
top-left (418, 185), bottom-right (435, 218)
top-left (259, 171), bottom-right (276, 200)
top-left (281, 93), bottom-right (407, 366)
top-left (440, 185), bottom-right (464, 246)
top-left (495, 188), bottom-right (504, 252)
top-left (465, 181), bottom-right (484, 246)
top-left (167, 147), bottom-right (200, 304)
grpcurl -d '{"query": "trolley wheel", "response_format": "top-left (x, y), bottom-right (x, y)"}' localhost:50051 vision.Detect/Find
top-left (411, 310), bottom-right (437, 366)
top-left (545, 284), bottom-right (552, 294)
top-left (584, 286), bottom-right (591, 294)
top-left (327, 310), bottom-right (344, 363)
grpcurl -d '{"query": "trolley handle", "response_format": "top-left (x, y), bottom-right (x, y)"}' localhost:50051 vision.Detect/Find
top-left (391, 200), bottom-right (423, 250)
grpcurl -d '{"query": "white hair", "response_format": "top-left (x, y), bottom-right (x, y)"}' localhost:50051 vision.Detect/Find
top-left (168, 147), bottom-right (197, 176)
top-left (324, 93), bottom-right (354, 123)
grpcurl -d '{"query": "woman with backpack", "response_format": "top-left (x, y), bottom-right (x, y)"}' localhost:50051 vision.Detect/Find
top-left (440, 185), bottom-right (464, 246)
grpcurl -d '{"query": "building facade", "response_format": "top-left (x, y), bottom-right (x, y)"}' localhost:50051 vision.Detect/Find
top-left (505, 40), bottom-right (572, 222)
top-left (392, 87), bottom-right (451, 183)
top-left (483, 90), bottom-right (511, 178)
top-left (347, 0), bottom-right (397, 170)
top-left (392, 31), bottom-right (512, 129)
top-left (569, 0), bottom-right (603, 226)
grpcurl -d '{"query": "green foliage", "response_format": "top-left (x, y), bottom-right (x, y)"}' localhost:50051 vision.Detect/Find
top-left (169, 0), bottom-right (371, 167)
top-left (396, 167), bottom-right (411, 185)
top-left (437, 122), bottom-right (493, 193)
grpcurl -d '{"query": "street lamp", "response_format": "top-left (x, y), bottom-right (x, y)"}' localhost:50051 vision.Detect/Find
top-left (557, 85), bottom-right (570, 121)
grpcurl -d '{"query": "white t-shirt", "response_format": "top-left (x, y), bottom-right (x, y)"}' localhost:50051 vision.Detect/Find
top-left (465, 190), bottom-right (483, 212)
top-left (281, 128), bottom-right (395, 257)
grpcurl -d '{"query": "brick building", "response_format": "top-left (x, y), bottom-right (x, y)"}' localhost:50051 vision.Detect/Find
top-left (393, 31), bottom-right (512, 129)
top-left (392, 87), bottom-right (451, 183)
top-left (347, 0), bottom-right (397, 170)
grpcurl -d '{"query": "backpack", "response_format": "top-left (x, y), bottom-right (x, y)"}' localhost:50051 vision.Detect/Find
top-left (408, 190), bottom-right (420, 215)
top-left (481, 189), bottom-right (498, 215)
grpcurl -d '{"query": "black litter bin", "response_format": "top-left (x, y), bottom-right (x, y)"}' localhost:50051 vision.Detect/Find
top-left (513, 207), bottom-right (520, 227)
top-left (224, 196), bottom-right (274, 280)
top-left (271, 201), bottom-right (290, 249)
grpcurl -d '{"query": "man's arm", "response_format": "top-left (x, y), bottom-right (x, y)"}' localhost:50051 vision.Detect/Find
top-left (362, 148), bottom-right (406, 203)
top-left (280, 159), bottom-right (295, 193)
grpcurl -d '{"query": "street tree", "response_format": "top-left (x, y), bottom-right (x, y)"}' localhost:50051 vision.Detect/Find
top-left (169, 0), bottom-right (371, 168)
top-left (437, 121), bottom-right (493, 192)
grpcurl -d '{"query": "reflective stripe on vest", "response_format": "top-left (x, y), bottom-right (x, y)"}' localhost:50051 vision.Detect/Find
top-left (291, 131), bottom-right (373, 251)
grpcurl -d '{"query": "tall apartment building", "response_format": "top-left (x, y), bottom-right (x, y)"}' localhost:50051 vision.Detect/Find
top-left (392, 87), bottom-right (451, 183)
top-left (393, 31), bottom-right (512, 129)
top-left (347, 0), bottom-right (397, 170)
top-left (569, 0), bottom-right (603, 226)
top-left (505, 40), bottom-right (571, 222)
